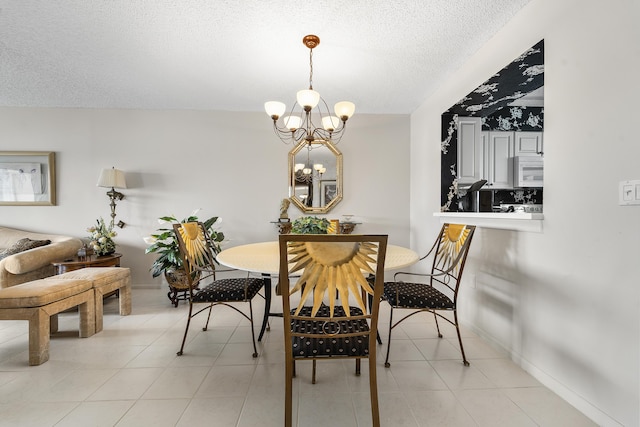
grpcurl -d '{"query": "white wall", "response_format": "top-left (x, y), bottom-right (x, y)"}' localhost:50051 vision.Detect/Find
top-left (411, 0), bottom-right (639, 426)
top-left (0, 108), bottom-right (410, 286)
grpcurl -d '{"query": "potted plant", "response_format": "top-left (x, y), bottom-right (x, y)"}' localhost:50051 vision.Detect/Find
top-left (291, 216), bottom-right (330, 234)
top-left (144, 210), bottom-right (224, 306)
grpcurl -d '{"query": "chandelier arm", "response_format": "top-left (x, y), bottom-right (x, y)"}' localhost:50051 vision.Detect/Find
top-left (317, 96), bottom-right (332, 116)
top-left (273, 123), bottom-right (301, 144)
top-left (312, 128), bottom-right (332, 141)
top-left (331, 131), bottom-right (345, 145)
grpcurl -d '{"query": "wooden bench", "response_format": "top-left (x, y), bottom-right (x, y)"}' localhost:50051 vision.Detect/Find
top-left (0, 278), bottom-right (95, 365)
top-left (55, 267), bottom-right (131, 332)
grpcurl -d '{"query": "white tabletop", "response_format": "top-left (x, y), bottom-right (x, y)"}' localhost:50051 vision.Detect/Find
top-left (217, 241), bottom-right (419, 275)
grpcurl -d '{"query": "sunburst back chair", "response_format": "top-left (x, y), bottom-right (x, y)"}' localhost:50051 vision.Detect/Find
top-left (382, 223), bottom-right (476, 366)
top-left (173, 222), bottom-right (264, 358)
top-left (278, 233), bottom-right (388, 427)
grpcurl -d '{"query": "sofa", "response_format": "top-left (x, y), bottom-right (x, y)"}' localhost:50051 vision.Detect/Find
top-left (0, 226), bottom-right (83, 289)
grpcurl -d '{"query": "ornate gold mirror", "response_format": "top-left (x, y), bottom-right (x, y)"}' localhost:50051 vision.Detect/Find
top-left (288, 140), bottom-right (342, 214)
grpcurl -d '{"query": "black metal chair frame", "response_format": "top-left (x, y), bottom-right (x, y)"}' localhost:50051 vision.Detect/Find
top-left (383, 224), bottom-right (476, 366)
top-left (173, 222), bottom-right (264, 358)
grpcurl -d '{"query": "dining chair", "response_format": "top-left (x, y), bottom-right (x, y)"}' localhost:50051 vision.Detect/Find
top-left (382, 223), bottom-right (476, 366)
top-left (173, 222), bottom-right (264, 358)
top-left (278, 233), bottom-right (388, 427)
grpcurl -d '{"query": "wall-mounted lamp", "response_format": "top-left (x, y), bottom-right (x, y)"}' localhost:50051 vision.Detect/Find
top-left (97, 167), bottom-right (127, 228)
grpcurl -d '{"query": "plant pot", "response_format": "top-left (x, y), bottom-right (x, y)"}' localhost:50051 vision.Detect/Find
top-left (164, 269), bottom-right (200, 307)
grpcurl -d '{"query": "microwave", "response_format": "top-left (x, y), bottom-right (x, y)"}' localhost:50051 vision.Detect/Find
top-left (514, 156), bottom-right (544, 187)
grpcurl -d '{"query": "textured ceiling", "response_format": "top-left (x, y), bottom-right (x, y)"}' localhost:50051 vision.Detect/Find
top-left (0, 0), bottom-right (532, 114)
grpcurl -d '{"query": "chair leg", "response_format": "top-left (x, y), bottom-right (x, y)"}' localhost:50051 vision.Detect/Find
top-left (177, 302), bottom-right (194, 356)
top-left (433, 311), bottom-right (443, 338)
top-left (453, 310), bottom-right (469, 366)
top-left (384, 307), bottom-right (394, 367)
top-left (285, 359), bottom-right (294, 427)
top-left (355, 359), bottom-right (361, 376)
top-left (369, 342), bottom-right (381, 427)
top-left (249, 299), bottom-right (258, 358)
top-left (312, 360), bottom-right (317, 384)
top-left (202, 303), bottom-right (214, 331)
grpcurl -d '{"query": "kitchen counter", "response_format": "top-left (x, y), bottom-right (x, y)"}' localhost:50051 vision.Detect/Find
top-left (434, 212), bottom-right (543, 232)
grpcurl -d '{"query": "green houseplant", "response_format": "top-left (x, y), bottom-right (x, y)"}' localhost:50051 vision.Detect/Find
top-left (145, 211), bottom-right (224, 306)
top-left (291, 216), bottom-right (330, 234)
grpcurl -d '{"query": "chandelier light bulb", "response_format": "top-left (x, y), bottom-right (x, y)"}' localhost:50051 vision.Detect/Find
top-left (296, 89), bottom-right (321, 110)
top-left (313, 163), bottom-right (324, 171)
top-left (334, 101), bottom-right (355, 121)
top-left (322, 116), bottom-right (340, 131)
top-left (264, 101), bottom-right (286, 119)
top-left (283, 115), bottom-right (301, 130)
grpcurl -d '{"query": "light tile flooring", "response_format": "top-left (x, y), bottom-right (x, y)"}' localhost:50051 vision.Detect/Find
top-left (0, 288), bottom-right (596, 427)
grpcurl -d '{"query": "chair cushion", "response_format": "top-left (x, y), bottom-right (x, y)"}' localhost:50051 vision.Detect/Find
top-left (383, 281), bottom-right (454, 310)
top-left (191, 277), bottom-right (263, 303)
top-left (0, 278), bottom-right (92, 308)
top-left (290, 305), bottom-right (370, 358)
top-left (0, 238), bottom-right (51, 260)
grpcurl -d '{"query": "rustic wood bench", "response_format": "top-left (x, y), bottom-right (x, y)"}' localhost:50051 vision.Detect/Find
top-left (0, 278), bottom-right (95, 365)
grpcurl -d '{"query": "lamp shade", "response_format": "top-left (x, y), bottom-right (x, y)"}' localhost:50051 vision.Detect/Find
top-left (264, 101), bottom-right (286, 119)
top-left (283, 115), bottom-right (301, 130)
top-left (97, 167), bottom-right (127, 189)
top-left (296, 89), bottom-right (320, 109)
top-left (322, 115), bottom-right (340, 131)
top-left (334, 101), bottom-right (355, 120)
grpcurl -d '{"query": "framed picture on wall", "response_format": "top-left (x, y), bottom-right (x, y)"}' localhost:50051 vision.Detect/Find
top-left (320, 180), bottom-right (337, 206)
top-left (0, 151), bottom-right (56, 206)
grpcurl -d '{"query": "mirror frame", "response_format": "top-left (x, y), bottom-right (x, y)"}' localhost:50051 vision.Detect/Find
top-left (0, 151), bottom-right (56, 206)
top-left (288, 140), bottom-right (343, 214)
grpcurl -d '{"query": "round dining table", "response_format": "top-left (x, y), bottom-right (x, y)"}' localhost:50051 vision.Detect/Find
top-left (217, 240), bottom-right (419, 341)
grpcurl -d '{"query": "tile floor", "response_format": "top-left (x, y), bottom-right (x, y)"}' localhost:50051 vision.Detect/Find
top-left (0, 288), bottom-right (597, 427)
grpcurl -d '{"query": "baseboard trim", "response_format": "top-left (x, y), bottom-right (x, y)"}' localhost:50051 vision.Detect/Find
top-left (462, 322), bottom-right (622, 427)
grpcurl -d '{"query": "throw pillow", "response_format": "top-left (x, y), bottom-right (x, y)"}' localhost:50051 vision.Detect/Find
top-left (0, 238), bottom-right (52, 260)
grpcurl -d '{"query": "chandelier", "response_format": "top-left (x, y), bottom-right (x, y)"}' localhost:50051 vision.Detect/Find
top-left (264, 35), bottom-right (355, 145)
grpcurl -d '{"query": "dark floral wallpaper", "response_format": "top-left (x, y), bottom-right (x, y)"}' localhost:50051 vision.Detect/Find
top-left (483, 106), bottom-right (544, 131)
top-left (440, 40), bottom-right (544, 211)
top-left (446, 40), bottom-right (544, 117)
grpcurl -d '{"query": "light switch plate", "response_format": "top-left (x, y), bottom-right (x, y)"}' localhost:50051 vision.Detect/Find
top-left (619, 180), bottom-right (640, 205)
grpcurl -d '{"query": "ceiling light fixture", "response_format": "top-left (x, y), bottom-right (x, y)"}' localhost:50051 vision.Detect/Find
top-left (265, 35), bottom-right (355, 145)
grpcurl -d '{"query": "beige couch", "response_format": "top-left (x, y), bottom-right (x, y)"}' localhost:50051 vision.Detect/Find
top-left (0, 226), bottom-right (83, 289)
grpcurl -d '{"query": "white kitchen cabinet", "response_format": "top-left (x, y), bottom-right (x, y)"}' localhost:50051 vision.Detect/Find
top-left (457, 118), bottom-right (544, 190)
top-left (485, 131), bottom-right (514, 189)
top-left (456, 117), bottom-right (483, 185)
top-left (514, 131), bottom-right (543, 156)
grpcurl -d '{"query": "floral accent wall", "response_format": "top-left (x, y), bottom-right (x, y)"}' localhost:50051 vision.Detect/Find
top-left (440, 40), bottom-right (544, 211)
top-left (447, 40), bottom-right (544, 117)
top-left (482, 106), bottom-right (544, 131)
top-left (441, 113), bottom-right (459, 210)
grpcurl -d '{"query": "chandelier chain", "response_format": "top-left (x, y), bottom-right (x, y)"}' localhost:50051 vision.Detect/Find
top-left (308, 48), bottom-right (314, 90)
